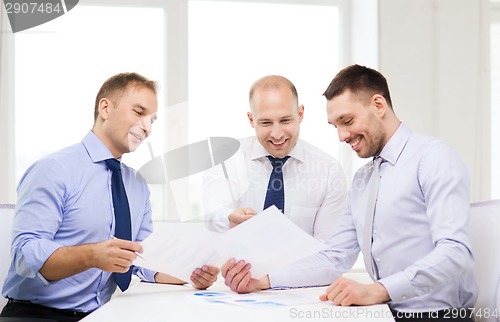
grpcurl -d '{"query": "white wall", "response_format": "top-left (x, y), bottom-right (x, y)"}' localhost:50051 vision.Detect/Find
top-left (374, 0), bottom-right (489, 201)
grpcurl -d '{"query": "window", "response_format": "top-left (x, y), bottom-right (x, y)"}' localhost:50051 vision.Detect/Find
top-left (188, 1), bottom-right (341, 153)
top-left (14, 4), bottom-right (166, 218)
top-left (178, 0), bottom-right (343, 221)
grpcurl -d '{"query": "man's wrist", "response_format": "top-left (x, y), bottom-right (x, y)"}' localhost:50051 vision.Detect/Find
top-left (372, 282), bottom-right (391, 303)
top-left (257, 275), bottom-right (271, 290)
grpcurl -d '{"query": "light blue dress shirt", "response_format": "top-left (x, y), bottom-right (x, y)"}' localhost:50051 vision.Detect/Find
top-left (336, 123), bottom-right (478, 311)
top-left (279, 123), bottom-right (478, 311)
top-left (2, 131), bottom-right (156, 313)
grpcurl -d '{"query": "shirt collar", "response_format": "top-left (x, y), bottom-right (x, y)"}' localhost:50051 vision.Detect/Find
top-left (250, 138), bottom-right (305, 163)
top-left (378, 122), bottom-right (412, 166)
top-left (82, 131), bottom-right (119, 164)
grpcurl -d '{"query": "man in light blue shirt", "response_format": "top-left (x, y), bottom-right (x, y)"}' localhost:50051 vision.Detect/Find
top-left (319, 65), bottom-right (477, 322)
top-left (1, 73), bottom-right (218, 321)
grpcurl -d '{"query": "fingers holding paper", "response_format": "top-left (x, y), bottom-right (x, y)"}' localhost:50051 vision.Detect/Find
top-left (319, 277), bottom-right (390, 306)
top-left (154, 265), bottom-right (219, 289)
top-left (221, 258), bottom-right (270, 294)
top-left (190, 265), bottom-right (220, 290)
top-left (228, 208), bottom-right (256, 228)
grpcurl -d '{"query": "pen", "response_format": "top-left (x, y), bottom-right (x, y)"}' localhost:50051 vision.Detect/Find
top-left (110, 235), bottom-right (146, 259)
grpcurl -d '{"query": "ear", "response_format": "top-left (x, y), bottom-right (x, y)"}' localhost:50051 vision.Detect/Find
top-left (298, 104), bottom-right (304, 123)
top-left (247, 111), bottom-right (255, 128)
top-left (98, 98), bottom-right (111, 121)
top-left (371, 94), bottom-right (387, 117)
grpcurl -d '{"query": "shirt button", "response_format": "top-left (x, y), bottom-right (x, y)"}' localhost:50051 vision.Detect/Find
top-left (402, 295), bottom-right (407, 300)
top-left (375, 257), bottom-right (381, 262)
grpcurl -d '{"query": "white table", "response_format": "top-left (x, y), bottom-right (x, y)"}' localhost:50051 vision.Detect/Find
top-left (82, 274), bottom-right (395, 322)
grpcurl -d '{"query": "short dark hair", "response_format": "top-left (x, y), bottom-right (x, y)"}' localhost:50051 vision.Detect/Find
top-left (94, 72), bottom-right (158, 121)
top-left (323, 64), bottom-right (393, 108)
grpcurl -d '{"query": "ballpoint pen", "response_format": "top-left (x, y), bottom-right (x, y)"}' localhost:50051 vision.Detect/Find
top-left (110, 235), bottom-right (146, 259)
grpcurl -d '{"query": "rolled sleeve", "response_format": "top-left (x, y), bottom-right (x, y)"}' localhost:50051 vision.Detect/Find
top-left (16, 239), bottom-right (63, 278)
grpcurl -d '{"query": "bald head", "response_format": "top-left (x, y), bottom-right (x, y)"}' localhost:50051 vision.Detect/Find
top-left (249, 75), bottom-right (298, 111)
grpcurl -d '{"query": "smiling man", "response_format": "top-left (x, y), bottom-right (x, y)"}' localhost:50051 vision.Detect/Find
top-left (1, 73), bottom-right (218, 322)
top-left (203, 75), bottom-right (347, 293)
top-left (318, 64), bottom-right (477, 322)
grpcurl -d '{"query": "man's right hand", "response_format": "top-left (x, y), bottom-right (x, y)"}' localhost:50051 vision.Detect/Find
top-left (228, 208), bottom-right (256, 228)
top-left (91, 238), bottom-right (143, 273)
top-left (39, 237), bottom-right (143, 281)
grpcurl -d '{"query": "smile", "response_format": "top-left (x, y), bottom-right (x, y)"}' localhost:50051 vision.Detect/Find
top-left (270, 139), bottom-right (287, 145)
top-left (130, 132), bottom-right (143, 142)
top-left (347, 136), bottom-right (361, 150)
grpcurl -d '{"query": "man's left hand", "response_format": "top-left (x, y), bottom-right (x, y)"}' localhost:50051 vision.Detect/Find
top-left (190, 265), bottom-right (219, 290)
top-left (221, 258), bottom-right (270, 293)
top-left (319, 277), bottom-right (390, 306)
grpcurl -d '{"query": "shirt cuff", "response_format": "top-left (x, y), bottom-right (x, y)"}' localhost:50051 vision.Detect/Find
top-left (134, 266), bottom-right (156, 283)
top-left (378, 271), bottom-right (416, 303)
top-left (268, 271), bottom-right (293, 289)
top-left (206, 208), bottom-right (232, 232)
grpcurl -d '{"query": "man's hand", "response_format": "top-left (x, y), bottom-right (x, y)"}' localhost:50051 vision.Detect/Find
top-left (319, 277), bottom-right (390, 306)
top-left (39, 237), bottom-right (143, 281)
top-left (190, 265), bottom-right (220, 290)
top-left (91, 238), bottom-right (143, 273)
top-left (221, 258), bottom-right (270, 293)
top-left (228, 208), bottom-right (256, 228)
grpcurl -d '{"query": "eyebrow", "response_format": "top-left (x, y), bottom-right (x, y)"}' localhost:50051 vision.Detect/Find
top-left (257, 115), bottom-right (293, 122)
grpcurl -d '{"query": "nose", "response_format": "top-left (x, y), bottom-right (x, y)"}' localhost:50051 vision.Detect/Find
top-left (270, 124), bottom-right (284, 139)
top-left (140, 116), bottom-right (153, 137)
top-left (337, 127), bottom-right (349, 142)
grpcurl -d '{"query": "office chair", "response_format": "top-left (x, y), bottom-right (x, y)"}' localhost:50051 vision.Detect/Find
top-left (0, 205), bottom-right (15, 310)
top-left (469, 200), bottom-right (500, 322)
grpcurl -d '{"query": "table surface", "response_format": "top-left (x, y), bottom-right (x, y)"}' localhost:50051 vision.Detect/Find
top-left (81, 273), bottom-right (395, 322)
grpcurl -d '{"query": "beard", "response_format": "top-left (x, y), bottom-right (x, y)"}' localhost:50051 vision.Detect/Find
top-left (357, 116), bottom-right (386, 158)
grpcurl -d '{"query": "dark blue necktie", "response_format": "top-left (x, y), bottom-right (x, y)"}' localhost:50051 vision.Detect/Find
top-left (105, 158), bottom-right (132, 292)
top-left (263, 156), bottom-right (290, 213)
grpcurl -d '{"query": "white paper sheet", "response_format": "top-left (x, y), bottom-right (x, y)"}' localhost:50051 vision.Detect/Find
top-left (133, 223), bottom-right (220, 283)
top-left (134, 206), bottom-right (326, 282)
top-left (212, 206), bottom-right (326, 279)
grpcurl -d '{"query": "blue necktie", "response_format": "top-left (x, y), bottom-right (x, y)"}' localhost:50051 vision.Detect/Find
top-left (105, 158), bottom-right (132, 292)
top-left (263, 156), bottom-right (290, 213)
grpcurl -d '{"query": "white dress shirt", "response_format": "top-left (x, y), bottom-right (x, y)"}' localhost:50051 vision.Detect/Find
top-left (203, 136), bottom-right (347, 287)
top-left (288, 123), bottom-right (478, 311)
